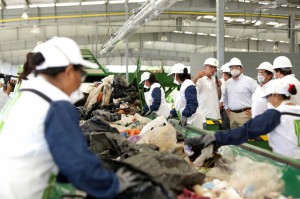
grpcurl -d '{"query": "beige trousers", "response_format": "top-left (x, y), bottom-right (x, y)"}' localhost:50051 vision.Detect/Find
top-left (229, 111), bottom-right (251, 129)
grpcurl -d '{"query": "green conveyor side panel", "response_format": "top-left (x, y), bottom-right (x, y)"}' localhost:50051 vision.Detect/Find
top-left (169, 120), bottom-right (300, 197)
top-left (80, 49), bottom-right (107, 76)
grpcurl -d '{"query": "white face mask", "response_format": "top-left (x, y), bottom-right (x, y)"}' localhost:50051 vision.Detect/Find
top-left (267, 102), bottom-right (275, 109)
top-left (230, 69), bottom-right (240, 77)
top-left (257, 74), bottom-right (265, 83)
top-left (69, 89), bottom-right (84, 104)
top-left (173, 74), bottom-right (180, 85)
top-left (144, 85), bottom-right (150, 89)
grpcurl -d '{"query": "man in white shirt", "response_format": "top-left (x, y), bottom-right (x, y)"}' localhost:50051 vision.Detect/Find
top-left (252, 62), bottom-right (274, 118)
top-left (192, 58), bottom-right (221, 120)
top-left (273, 56), bottom-right (300, 105)
top-left (223, 57), bottom-right (258, 128)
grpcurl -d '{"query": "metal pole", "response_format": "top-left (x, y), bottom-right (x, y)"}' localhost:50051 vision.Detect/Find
top-left (289, 14), bottom-right (296, 53)
top-left (125, 0), bottom-right (129, 81)
top-left (216, 0), bottom-right (225, 69)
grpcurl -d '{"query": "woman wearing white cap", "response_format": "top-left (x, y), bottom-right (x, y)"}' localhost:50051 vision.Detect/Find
top-left (0, 37), bottom-right (138, 198)
top-left (139, 72), bottom-right (170, 118)
top-left (251, 62), bottom-right (274, 118)
top-left (167, 63), bottom-right (205, 129)
top-left (189, 79), bottom-right (300, 159)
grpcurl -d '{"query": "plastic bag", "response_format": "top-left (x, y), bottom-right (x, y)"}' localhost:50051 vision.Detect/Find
top-left (137, 117), bottom-right (177, 152)
top-left (139, 116), bottom-right (167, 136)
top-left (206, 146), bottom-right (284, 198)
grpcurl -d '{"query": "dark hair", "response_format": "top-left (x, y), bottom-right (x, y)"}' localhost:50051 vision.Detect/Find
top-left (177, 68), bottom-right (191, 82)
top-left (274, 68), bottom-right (292, 76)
top-left (265, 70), bottom-right (273, 81)
top-left (224, 72), bottom-right (232, 78)
top-left (18, 52), bottom-right (35, 82)
top-left (33, 52), bottom-right (67, 77)
top-left (147, 73), bottom-right (158, 84)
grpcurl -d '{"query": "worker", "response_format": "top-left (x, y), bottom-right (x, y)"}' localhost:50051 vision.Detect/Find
top-left (140, 72), bottom-right (170, 118)
top-left (167, 63), bottom-right (205, 129)
top-left (252, 62), bottom-right (274, 118)
top-left (0, 37), bottom-right (138, 198)
top-left (192, 58), bottom-right (221, 121)
top-left (273, 56), bottom-right (300, 105)
top-left (222, 57), bottom-right (258, 128)
top-left (185, 80), bottom-right (300, 159)
top-left (219, 63), bottom-right (231, 129)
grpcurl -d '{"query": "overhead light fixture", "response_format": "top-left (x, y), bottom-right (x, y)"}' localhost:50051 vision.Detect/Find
top-left (37, 4), bottom-right (55, 8)
top-left (266, 39), bottom-right (274, 42)
top-left (224, 17), bottom-right (231, 21)
top-left (227, 18), bottom-right (235, 23)
top-left (268, 22), bottom-right (279, 25)
top-left (258, 2), bottom-right (269, 5)
top-left (29, 4), bottom-right (38, 8)
top-left (6, 5), bottom-right (24, 9)
top-left (31, 25), bottom-right (40, 34)
top-left (109, 0), bottom-right (126, 4)
top-left (224, 35), bottom-right (231, 38)
top-left (197, 32), bottom-right (207, 36)
top-left (275, 23), bottom-right (286, 28)
top-left (250, 37), bottom-right (259, 40)
top-left (196, 16), bottom-right (202, 20)
top-left (56, 2), bottom-right (80, 7)
top-left (203, 15), bottom-right (214, 19)
top-left (21, 12), bottom-right (29, 19)
top-left (279, 40), bottom-right (286, 43)
top-left (209, 34), bottom-right (216, 37)
top-left (235, 18), bottom-right (245, 22)
top-left (281, 4), bottom-right (288, 7)
top-left (129, 0), bottom-right (147, 3)
top-left (81, 1), bottom-right (106, 5)
top-left (253, 20), bottom-right (263, 26)
top-left (184, 31), bottom-right (194, 34)
top-left (100, 0), bottom-right (177, 55)
top-left (161, 34), bottom-right (168, 41)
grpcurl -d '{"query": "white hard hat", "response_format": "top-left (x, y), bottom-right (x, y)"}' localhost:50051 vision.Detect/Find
top-left (262, 79), bottom-right (294, 98)
top-left (273, 56), bottom-right (293, 69)
top-left (256, 62), bottom-right (274, 73)
top-left (168, 63), bottom-right (186, 76)
top-left (139, 72), bottom-right (151, 84)
top-left (220, 63), bottom-right (230, 73)
top-left (229, 57), bottom-right (243, 67)
top-left (203, 58), bottom-right (219, 67)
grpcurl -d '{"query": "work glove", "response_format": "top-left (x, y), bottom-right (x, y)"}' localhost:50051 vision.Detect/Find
top-left (184, 133), bottom-right (217, 161)
top-left (180, 116), bottom-right (187, 126)
top-left (140, 111), bottom-right (147, 116)
top-left (144, 110), bottom-right (153, 117)
top-left (116, 168), bottom-right (140, 193)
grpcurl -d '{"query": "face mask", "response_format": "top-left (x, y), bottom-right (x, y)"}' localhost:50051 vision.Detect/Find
top-left (69, 89), bottom-right (84, 104)
top-left (257, 74), bottom-right (265, 83)
top-left (230, 69), bottom-right (240, 77)
top-left (267, 102), bottom-right (275, 109)
top-left (173, 74), bottom-right (180, 85)
top-left (144, 85), bottom-right (150, 89)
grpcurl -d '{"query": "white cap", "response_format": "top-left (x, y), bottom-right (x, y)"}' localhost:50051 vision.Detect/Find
top-left (256, 62), bottom-right (274, 73)
top-left (203, 58), bottom-right (219, 67)
top-left (262, 79), bottom-right (293, 98)
top-left (139, 72), bottom-right (151, 84)
top-left (220, 63), bottom-right (230, 73)
top-left (273, 56), bottom-right (293, 69)
top-left (229, 57), bottom-right (243, 67)
top-left (168, 63), bottom-right (186, 76)
top-left (35, 37), bottom-right (98, 70)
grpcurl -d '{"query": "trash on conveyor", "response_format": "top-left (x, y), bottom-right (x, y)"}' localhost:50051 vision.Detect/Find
top-left (102, 158), bottom-right (176, 199)
top-left (112, 74), bottom-right (137, 104)
top-left (91, 109), bottom-right (121, 122)
top-left (124, 152), bottom-right (205, 194)
top-left (80, 115), bottom-right (119, 134)
top-left (89, 132), bottom-right (159, 160)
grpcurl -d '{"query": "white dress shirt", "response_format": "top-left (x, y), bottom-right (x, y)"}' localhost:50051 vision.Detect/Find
top-left (252, 81), bottom-right (270, 118)
top-left (196, 76), bottom-right (221, 119)
top-left (223, 73), bottom-right (258, 110)
top-left (281, 74), bottom-right (300, 105)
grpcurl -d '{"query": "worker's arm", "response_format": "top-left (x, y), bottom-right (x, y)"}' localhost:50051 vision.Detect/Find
top-left (149, 87), bottom-right (161, 111)
top-left (192, 71), bottom-right (206, 84)
top-left (215, 109), bottom-right (281, 145)
top-left (182, 85), bottom-right (198, 117)
top-left (45, 101), bottom-right (119, 199)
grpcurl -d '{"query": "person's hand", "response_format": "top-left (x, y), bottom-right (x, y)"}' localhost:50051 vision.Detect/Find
top-left (216, 80), bottom-right (222, 88)
top-left (116, 168), bottom-right (140, 193)
top-left (219, 102), bottom-right (224, 110)
top-left (226, 109), bottom-right (230, 117)
top-left (245, 109), bottom-right (252, 117)
top-left (144, 110), bottom-right (153, 117)
top-left (180, 116), bottom-right (187, 126)
top-left (200, 134), bottom-right (217, 148)
top-left (195, 71), bottom-right (206, 79)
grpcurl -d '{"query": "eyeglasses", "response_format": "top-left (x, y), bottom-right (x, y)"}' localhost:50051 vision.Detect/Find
top-left (73, 65), bottom-right (87, 82)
